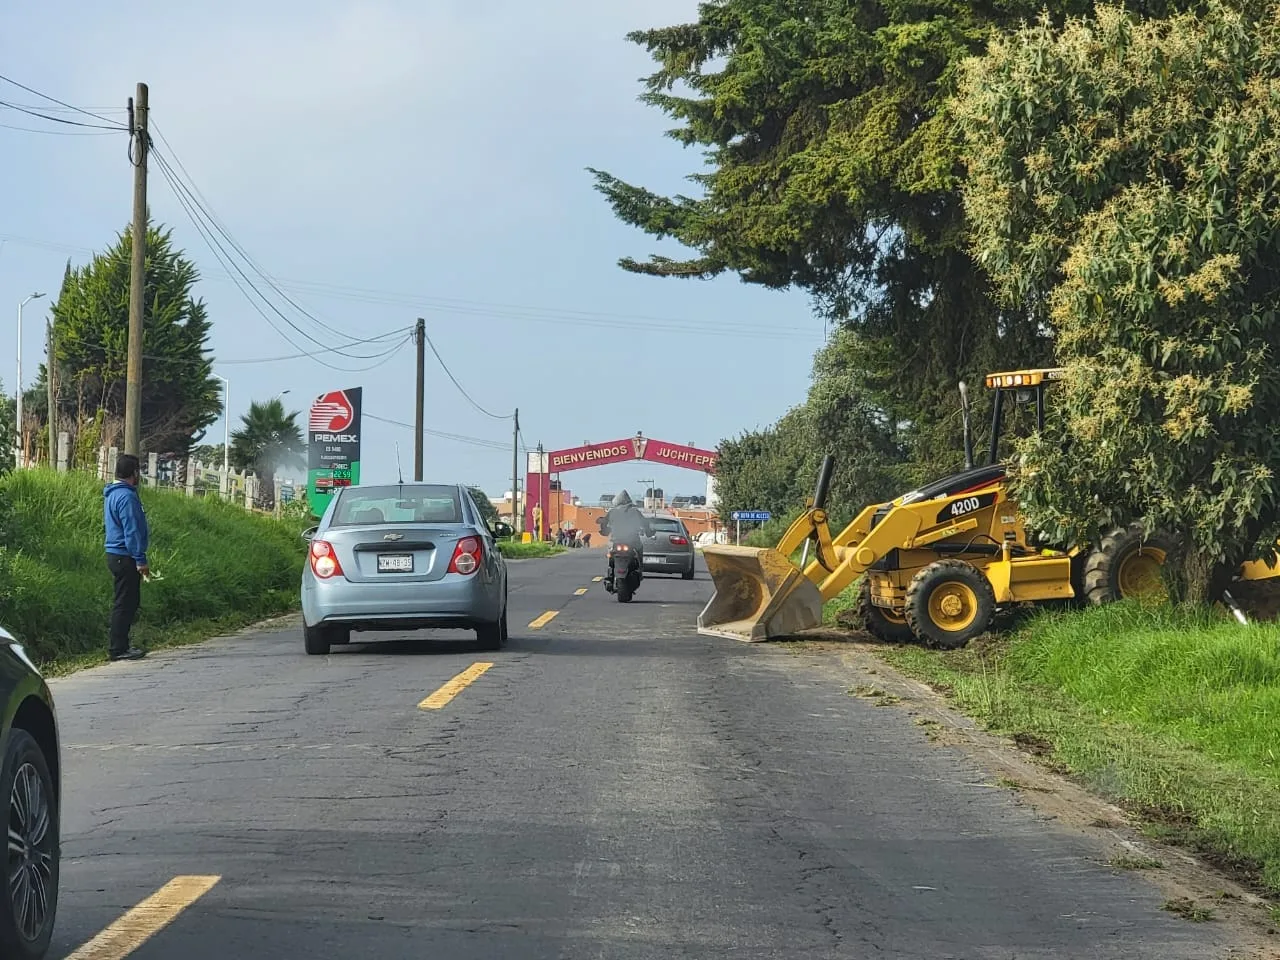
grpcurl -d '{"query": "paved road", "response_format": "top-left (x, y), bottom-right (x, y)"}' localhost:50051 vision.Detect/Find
top-left (47, 549), bottom-right (1239, 959)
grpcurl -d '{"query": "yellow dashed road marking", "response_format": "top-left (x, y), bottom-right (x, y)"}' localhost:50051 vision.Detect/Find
top-left (529, 610), bottom-right (559, 629)
top-left (592, 576), bottom-right (603, 582)
top-left (66, 875), bottom-right (221, 960)
top-left (419, 662), bottom-right (494, 710)
top-left (574, 588), bottom-right (588, 596)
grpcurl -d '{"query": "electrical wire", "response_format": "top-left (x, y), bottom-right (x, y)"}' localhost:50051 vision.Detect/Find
top-left (0, 99), bottom-right (126, 131)
top-left (0, 120), bottom-right (119, 137)
top-left (364, 412), bottom-right (511, 450)
top-left (151, 146), bottom-right (407, 372)
top-left (0, 232), bottom-right (818, 341)
top-left (150, 119), bottom-right (367, 347)
top-left (54, 329), bottom-right (410, 372)
top-left (421, 327), bottom-right (511, 421)
top-left (0, 73), bottom-right (122, 125)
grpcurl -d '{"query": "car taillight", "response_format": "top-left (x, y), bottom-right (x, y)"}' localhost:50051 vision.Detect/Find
top-left (669, 535), bottom-right (688, 546)
top-left (310, 539), bottom-right (345, 579)
top-left (448, 536), bottom-right (482, 575)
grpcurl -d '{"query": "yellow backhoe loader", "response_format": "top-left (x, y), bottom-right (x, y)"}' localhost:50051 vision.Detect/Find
top-left (698, 368), bottom-right (1280, 647)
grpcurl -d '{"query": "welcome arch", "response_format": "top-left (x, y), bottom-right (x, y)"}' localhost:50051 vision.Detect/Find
top-left (524, 432), bottom-right (718, 534)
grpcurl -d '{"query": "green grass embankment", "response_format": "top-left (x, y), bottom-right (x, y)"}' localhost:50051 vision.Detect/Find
top-left (826, 585), bottom-right (1280, 894)
top-left (497, 540), bottom-right (566, 559)
top-left (0, 469), bottom-right (306, 671)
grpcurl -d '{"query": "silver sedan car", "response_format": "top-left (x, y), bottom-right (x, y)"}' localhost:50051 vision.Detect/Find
top-left (640, 512), bottom-right (696, 579)
top-left (300, 483), bottom-right (508, 655)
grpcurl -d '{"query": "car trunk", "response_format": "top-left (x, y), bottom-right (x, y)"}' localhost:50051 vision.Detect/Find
top-left (323, 524), bottom-right (471, 583)
top-left (643, 524), bottom-right (688, 554)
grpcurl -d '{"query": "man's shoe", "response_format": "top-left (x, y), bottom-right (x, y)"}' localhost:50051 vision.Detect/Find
top-left (109, 647), bottom-right (147, 661)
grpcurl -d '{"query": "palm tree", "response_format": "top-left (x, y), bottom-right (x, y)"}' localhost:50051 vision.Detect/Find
top-left (229, 398), bottom-right (305, 508)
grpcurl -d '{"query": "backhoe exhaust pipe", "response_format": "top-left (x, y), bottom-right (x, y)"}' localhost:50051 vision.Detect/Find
top-left (959, 381), bottom-right (974, 471)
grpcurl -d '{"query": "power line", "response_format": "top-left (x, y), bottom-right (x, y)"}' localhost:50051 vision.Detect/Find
top-left (421, 326), bottom-right (511, 421)
top-left (0, 73), bottom-right (123, 125)
top-left (0, 99), bottom-right (127, 131)
top-left (150, 119), bottom-right (364, 347)
top-left (0, 232), bottom-right (818, 341)
top-left (219, 330), bottom-right (413, 364)
top-left (364, 412), bottom-right (510, 450)
top-left (150, 145), bottom-right (401, 372)
top-left (54, 328), bottom-right (410, 371)
top-left (0, 119), bottom-right (119, 137)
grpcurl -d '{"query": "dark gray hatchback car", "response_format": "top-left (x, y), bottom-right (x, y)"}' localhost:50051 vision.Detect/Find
top-left (0, 626), bottom-right (60, 959)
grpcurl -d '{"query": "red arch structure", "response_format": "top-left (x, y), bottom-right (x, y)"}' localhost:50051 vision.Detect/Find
top-left (524, 433), bottom-right (718, 534)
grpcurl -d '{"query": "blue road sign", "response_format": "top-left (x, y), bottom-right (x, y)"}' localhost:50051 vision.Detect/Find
top-left (731, 510), bottom-right (772, 522)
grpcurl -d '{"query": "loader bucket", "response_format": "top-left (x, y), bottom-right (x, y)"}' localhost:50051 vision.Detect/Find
top-left (697, 545), bottom-right (825, 642)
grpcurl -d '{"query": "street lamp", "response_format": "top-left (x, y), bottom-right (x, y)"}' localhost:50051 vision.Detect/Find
top-left (15, 292), bottom-right (45, 468)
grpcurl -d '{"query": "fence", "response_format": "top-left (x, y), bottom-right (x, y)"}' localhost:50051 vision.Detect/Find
top-left (45, 431), bottom-right (299, 519)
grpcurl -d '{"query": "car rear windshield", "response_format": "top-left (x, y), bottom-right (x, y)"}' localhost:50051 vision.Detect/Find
top-left (331, 485), bottom-right (463, 526)
top-left (649, 518), bottom-right (684, 532)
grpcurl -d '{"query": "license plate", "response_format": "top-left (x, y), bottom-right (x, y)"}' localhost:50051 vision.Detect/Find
top-left (377, 554), bottom-right (413, 573)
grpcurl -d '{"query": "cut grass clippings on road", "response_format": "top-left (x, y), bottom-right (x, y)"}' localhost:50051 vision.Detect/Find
top-left (497, 540), bottom-right (566, 559)
top-left (0, 469), bottom-right (307, 670)
top-left (869, 601), bottom-right (1280, 896)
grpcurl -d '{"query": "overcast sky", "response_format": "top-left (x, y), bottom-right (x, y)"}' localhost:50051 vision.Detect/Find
top-left (1, 0), bottom-right (822, 502)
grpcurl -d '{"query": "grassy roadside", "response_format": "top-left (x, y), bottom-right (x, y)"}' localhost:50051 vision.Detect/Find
top-left (825, 586), bottom-right (1280, 895)
top-left (0, 469), bottom-right (306, 671)
top-left (497, 540), bottom-right (567, 559)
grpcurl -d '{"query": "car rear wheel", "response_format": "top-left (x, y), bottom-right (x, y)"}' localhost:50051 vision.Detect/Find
top-left (681, 567), bottom-right (695, 580)
top-left (303, 623), bottom-right (330, 656)
top-left (0, 728), bottom-right (59, 960)
top-left (477, 607), bottom-right (506, 651)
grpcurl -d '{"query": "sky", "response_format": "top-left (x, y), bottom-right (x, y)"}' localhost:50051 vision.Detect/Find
top-left (0, 0), bottom-right (824, 503)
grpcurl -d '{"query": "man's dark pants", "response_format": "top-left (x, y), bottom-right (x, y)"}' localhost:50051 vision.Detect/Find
top-left (106, 554), bottom-right (141, 656)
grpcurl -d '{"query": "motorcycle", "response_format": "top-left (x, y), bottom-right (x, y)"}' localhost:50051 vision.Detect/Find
top-left (604, 538), bottom-right (644, 602)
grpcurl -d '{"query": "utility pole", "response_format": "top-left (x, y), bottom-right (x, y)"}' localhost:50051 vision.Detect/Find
top-left (413, 317), bottom-right (425, 481)
top-left (46, 320), bottom-right (56, 467)
top-left (511, 408), bottom-right (520, 533)
top-left (124, 82), bottom-right (149, 457)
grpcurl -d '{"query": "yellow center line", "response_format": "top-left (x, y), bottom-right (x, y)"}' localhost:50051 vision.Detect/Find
top-left (592, 576), bottom-right (603, 582)
top-left (418, 662), bottom-right (494, 710)
top-left (574, 588), bottom-right (588, 595)
top-left (528, 610), bottom-right (559, 629)
top-left (66, 875), bottom-right (221, 960)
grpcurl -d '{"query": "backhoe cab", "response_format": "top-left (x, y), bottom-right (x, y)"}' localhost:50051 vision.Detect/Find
top-left (697, 367), bottom-right (1278, 647)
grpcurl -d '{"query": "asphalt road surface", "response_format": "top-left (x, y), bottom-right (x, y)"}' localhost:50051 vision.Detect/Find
top-left (47, 549), bottom-right (1241, 959)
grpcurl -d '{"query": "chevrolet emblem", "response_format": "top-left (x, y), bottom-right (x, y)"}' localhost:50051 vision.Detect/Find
top-left (383, 533), bottom-right (404, 541)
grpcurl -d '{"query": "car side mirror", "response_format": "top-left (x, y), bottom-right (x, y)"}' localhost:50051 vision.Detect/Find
top-left (301, 525), bottom-right (318, 542)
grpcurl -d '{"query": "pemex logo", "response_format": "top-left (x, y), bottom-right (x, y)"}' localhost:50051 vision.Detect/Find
top-left (309, 390), bottom-right (355, 432)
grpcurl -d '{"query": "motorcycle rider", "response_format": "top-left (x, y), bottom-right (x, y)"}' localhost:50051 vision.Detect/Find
top-left (597, 490), bottom-right (654, 585)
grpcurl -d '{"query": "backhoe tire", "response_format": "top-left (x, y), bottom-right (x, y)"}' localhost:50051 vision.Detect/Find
top-left (905, 560), bottom-right (996, 650)
top-left (857, 579), bottom-right (915, 644)
top-left (1083, 524), bottom-right (1179, 605)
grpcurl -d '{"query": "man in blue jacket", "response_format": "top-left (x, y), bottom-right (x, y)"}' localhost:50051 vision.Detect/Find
top-left (104, 454), bottom-right (149, 661)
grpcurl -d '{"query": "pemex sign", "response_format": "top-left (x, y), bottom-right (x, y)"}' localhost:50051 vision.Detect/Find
top-left (307, 387), bottom-right (363, 517)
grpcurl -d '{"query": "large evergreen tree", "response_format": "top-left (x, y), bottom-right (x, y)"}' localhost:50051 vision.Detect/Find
top-left (593, 0), bottom-right (1200, 476)
top-left (958, 1), bottom-right (1280, 602)
top-left (42, 223), bottom-right (221, 459)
